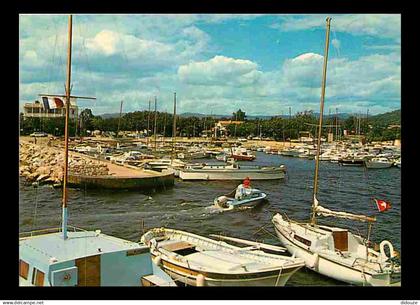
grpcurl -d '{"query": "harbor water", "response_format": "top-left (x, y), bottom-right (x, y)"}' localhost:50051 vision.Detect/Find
top-left (19, 151), bottom-right (401, 286)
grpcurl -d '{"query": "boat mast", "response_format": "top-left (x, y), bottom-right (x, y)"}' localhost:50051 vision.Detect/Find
top-left (117, 100), bottom-right (123, 138)
top-left (154, 96), bottom-right (157, 152)
top-left (310, 17), bottom-right (332, 225)
top-left (62, 14), bottom-right (73, 240)
top-left (147, 99), bottom-right (151, 146)
top-left (171, 92), bottom-right (177, 162)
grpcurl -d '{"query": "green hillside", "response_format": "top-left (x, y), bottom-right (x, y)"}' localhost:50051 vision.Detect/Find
top-left (368, 109), bottom-right (400, 127)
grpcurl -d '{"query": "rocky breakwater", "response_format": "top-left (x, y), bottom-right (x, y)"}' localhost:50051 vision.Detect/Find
top-left (19, 141), bottom-right (109, 186)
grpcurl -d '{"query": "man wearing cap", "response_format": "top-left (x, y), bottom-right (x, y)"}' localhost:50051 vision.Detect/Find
top-left (235, 177), bottom-right (252, 200)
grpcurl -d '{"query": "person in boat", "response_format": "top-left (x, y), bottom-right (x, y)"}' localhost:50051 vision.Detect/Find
top-left (235, 177), bottom-right (252, 200)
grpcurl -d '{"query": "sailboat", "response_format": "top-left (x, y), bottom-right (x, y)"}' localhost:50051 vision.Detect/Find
top-left (271, 17), bottom-right (401, 286)
top-left (19, 15), bottom-right (176, 286)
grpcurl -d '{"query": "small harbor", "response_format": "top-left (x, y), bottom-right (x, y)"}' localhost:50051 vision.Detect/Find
top-left (18, 14), bottom-right (401, 287)
top-left (19, 149), bottom-right (401, 286)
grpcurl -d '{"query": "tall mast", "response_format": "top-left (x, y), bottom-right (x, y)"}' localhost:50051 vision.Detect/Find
top-left (117, 100), bottom-right (123, 138)
top-left (311, 17), bottom-right (332, 225)
top-left (171, 92), bottom-right (177, 162)
top-left (147, 100), bottom-right (151, 146)
top-left (289, 106), bottom-right (292, 147)
top-left (62, 14), bottom-right (73, 240)
top-left (154, 96), bottom-right (157, 152)
top-left (335, 107), bottom-right (338, 141)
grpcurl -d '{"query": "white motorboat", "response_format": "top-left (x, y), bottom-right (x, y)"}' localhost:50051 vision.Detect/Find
top-left (272, 17), bottom-right (400, 286)
top-left (365, 157), bottom-right (394, 169)
top-left (214, 188), bottom-right (267, 210)
top-left (179, 161), bottom-right (286, 180)
top-left (141, 228), bottom-right (304, 286)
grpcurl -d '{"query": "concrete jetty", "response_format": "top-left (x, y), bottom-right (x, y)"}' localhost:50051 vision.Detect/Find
top-left (19, 138), bottom-right (174, 190)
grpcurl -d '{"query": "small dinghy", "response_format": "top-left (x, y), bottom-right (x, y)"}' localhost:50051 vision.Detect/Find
top-left (213, 188), bottom-right (267, 210)
top-left (141, 228), bottom-right (304, 286)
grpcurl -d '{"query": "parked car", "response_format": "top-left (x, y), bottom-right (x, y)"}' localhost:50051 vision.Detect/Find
top-left (30, 132), bottom-right (48, 137)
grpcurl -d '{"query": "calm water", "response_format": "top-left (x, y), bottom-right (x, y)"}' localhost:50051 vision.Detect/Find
top-left (19, 152), bottom-right (401, 286)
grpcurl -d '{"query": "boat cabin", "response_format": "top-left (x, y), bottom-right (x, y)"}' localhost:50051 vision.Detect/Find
top-left (19, 228), bottom-right (175, 286)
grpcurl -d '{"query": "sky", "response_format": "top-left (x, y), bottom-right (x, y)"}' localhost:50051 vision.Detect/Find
top-left (19, 14), bottom-right (401, 116)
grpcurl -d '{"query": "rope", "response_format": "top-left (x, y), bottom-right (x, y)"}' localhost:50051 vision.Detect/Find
top-left (274, 266), bottom-right (283, 286)
top-left (31, 183), bottom-right (39, 231)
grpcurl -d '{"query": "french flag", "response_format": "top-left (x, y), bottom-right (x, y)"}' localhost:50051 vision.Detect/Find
top-left (41, 96), bottom-right (64, 109)
top-left (374, 198), bottom-right (391, 212)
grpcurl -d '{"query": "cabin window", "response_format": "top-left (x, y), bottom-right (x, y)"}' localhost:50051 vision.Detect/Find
top-left (294, 234), bottom-right (312, 247)
top-left (19, 260), bottom-right (29, 279)
top-left (31, 268), bottom-right (45, 286)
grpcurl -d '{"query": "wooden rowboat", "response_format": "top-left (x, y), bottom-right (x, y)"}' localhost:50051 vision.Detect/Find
top-left (141, 228), bottom-right (304, 286)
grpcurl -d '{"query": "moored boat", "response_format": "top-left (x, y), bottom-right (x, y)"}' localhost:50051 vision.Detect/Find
top-left (179, 161), bottom-right (286, 180)
top-left (141, 228), bottom-right (304, 286)
top-left (338, 158), bottom-right (365, 166)
top-left (271, 17), bottom-right (401, 286)
top-left (364, 157), bottom-right (394, 169)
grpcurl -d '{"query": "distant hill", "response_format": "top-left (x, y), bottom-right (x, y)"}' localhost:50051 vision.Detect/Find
top-left (96, 110), bottom-right (398, 121)
top-left (367, 109), bottom-right (400, 126)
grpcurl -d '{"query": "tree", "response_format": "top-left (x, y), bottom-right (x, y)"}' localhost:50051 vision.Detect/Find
top-left (79, 108), bottom-right (94, 134)
top-left (232, 109), bottom-right (246, 121)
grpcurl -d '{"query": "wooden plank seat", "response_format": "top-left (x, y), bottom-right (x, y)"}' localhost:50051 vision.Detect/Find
top-left (160, 240), bottom-right (194, 252)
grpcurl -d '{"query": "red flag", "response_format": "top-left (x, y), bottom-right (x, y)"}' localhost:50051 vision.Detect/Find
top-left (374, 198), bottom-right (391, 212)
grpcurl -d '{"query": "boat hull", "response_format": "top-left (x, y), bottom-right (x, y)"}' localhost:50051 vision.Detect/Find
top-left (365, 162), bottom-right (393, 169)
top-left (231, 155), bottom-right (255, 161)
top-left (179, 169), bottom-right (285, 180)
top-left (216, 192), bottom-right (267, 209)
top-left (338, 159), bottom-right (364, 166)
top-left (157, 256), bottom-right (299, 286)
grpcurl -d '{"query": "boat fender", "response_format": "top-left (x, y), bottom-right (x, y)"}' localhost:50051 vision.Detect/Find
top-left (308, 253), bottom-right (319, 269)
top-left (153, 255), bottom-right (162, 266)
top-left (196, 274), bottom-right (206, 286)
top-left (379, 240), bottom-right (395, 260)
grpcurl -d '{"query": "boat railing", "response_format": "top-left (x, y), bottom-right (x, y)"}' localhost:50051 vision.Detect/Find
top-left (19, 225), bottom-right (88, 238)
top-left (352, 257), bottom-right (383, 273)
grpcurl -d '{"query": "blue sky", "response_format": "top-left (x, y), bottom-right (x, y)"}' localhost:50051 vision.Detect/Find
top-left (19, 14), bottom-right (401, 116)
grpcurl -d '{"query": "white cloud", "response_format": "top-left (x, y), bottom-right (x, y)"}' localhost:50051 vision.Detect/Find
top-left (178, 55), bottom-right (261, 86)
top-left (272, 14), bottom-right (401, 41)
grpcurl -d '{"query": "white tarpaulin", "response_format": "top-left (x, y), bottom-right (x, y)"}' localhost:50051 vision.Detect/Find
top-left (313, 196), bottom-right (375, 222)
